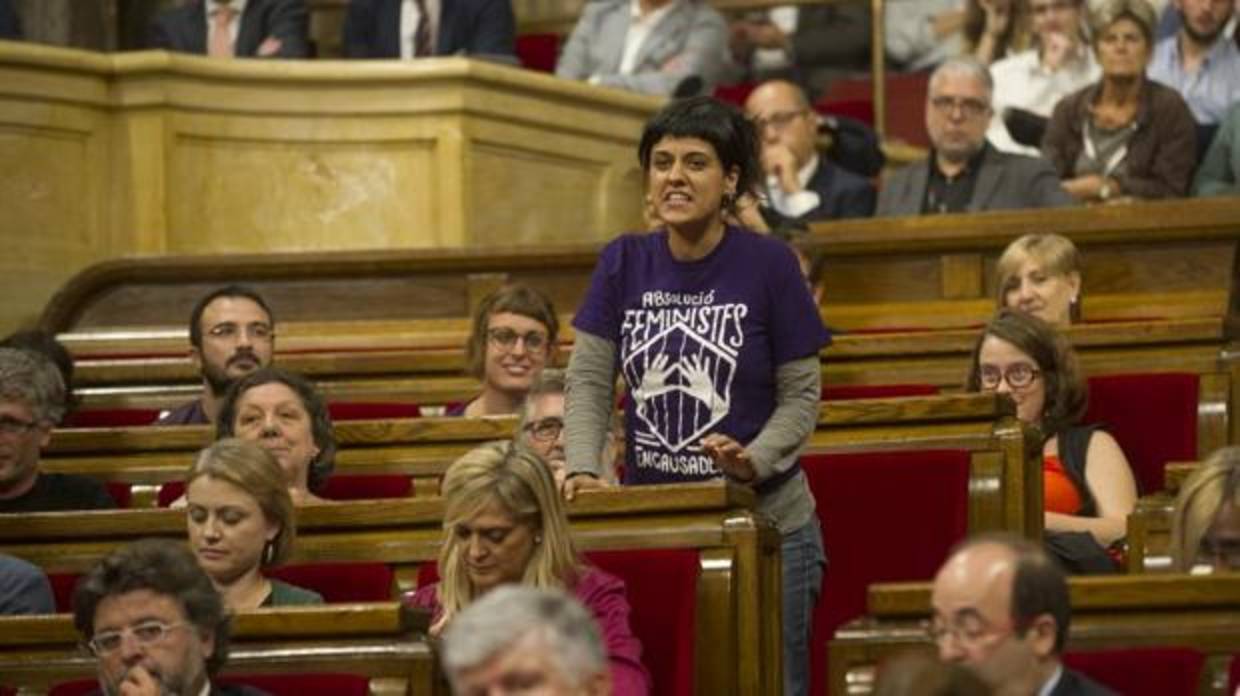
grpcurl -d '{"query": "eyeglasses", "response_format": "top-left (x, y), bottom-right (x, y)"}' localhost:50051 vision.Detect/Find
top-left (0, 415), bottom-right (40, 436)
top-left (523, 416), bottom-right (563, 442)
top-left (750, 109), bottom-right (808, 134)
top-left (207, 323), bottom-right (273, 342)
top-left (929, 96), bottom-right (990, 118)
top-left (487, 328), bottom-right (548, 352)
top-left (88, 620), bottom-right (190, 656)
top-left (924, 616), bottom-right (1015, 649)
top-left (978, 364), bottom-right (1041, 390)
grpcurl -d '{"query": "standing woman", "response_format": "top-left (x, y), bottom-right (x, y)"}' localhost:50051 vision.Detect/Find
top-left (1041, 0), bottom-right (1197, 202)
top-left (564, 96), bottom-right (830, 696)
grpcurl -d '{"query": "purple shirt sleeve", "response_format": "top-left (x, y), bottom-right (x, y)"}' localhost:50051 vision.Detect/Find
top-left (573, 568), bottom-right (652, 696)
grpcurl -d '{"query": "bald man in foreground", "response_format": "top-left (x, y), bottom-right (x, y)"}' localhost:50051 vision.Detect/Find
top-left (930, 534), bottom-right (1116, 696)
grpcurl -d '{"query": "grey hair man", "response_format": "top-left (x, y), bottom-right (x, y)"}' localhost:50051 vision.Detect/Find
top-left (518, 368), bottom-right (568, 486)
top-left (441, 585), bottom-right (612, 696)
top-left (877, 57), bottom-right (1072, 216)
top-left (0, 348), bottom-right (114, 513)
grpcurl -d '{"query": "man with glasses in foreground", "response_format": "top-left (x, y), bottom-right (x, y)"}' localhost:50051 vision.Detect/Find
top-left (878, 57), bottom-right (1073, 216)
top-left (74, 538), bottom-right (268, 696)
top-left (159, 285), bottom-right (277, 426)
top-left (0, 348), bottom-right (114, 513)
top-left (930, 532), bottom-right (1117, 696)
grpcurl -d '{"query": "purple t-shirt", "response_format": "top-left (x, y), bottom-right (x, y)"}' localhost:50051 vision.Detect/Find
top-left (574, 227), bottom-right (830, 485)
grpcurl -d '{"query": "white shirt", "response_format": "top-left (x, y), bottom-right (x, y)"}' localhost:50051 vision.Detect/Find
top-left (765, 154), bottom-right (822, 218)
top-left (751, 6), bottom-right (799, 72)
top-left (618, 0), bottom-right (679, 75)
top-left (205, 0), bottom-right (248, 47)
top-left (399, 0), bottom-right (442, 59)
top-left (988, 46), bottom-right (1100, 156)
top-left (1037, 665), bottom-right (1064, 696)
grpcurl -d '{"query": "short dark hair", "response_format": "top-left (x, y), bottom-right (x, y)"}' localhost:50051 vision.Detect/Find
top-left (215, 367), bottom-right (336, 492)
top-left (965, 309), bottom-right (1087, 438)
top-left (0, 330), bottom-right (77, 421)
top-left (637, 96), bottom-right (763, 215)
top-left (188, 285), bottom-right (275, 351)
top-left (72, 538), bottom-right (231, 676)
top-left (953, 532), bottom-right (1072, 654)
top-left (465, 285), bottom-right (559, 381)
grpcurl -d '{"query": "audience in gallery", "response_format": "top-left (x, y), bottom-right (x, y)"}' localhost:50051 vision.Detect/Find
top-left (159, 284), bottom-right (276, 427)
top-left (930, 533), bottom-right (1118, 695)
top-left (885, 0), bottom-right (1028, 72)
top-left (0, 348), bottom-right (115, 514)
top-left (564, 95), bottom-right (828, 696)
top-left (149, 0), bottom-right (310, 58)
top-left (1192, 98), bottom-right (1240, 193)
top-left (185, 438), bottom-right (323, 611)
top-left (966, 0), bottom-right (1033, 65)
top-left (726, 3), bottom-right (870, 101)
top-left (966, 310), bottom-right (1137, 573)
top-left (995, 233), bottom-right (1082, 327)
top-left (0, 552), bottom-right (53, 616)
top-left (405, 441), bottom-right (651, 695)
top-left (340, 0), bottom-right (516, 60)
top-left (987, 0), bottom-right (1100, 156)
top-left (449, 283), bottom-right (558, 418)
top-left (214, 367), bottom-right (337, 506)
top-left (554, 0), bottom-right (728, 97)
top-left (1147, 0), bottom-right (1240, 131)
top-left (877, 57), bottom-right (1073, 216)
top-left (441, 585), bottom-right (614, 696)
top-left (73, 539), bottom-right (272, 696)
top-left (1170, 445), bottom-right (1240, 573)
top-left (743, 80), bottom-right (876, 225)
top-left (1042, 0), bottom-right (1199, 203)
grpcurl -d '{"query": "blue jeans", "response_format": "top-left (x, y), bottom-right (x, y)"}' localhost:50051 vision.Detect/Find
top-left (782, 517), bottom-right (826, 696)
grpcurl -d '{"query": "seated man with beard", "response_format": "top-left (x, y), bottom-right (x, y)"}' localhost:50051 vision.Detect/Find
top-left (158, 286), bottom-right (276, 426)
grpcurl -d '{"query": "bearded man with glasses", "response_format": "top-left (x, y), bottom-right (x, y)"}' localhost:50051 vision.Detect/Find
top-left (0, 348), bottom-right (114, 513)
top-left (73, 539), bottom-right (269, 696)
top-left (878, 56), bottom-right (1073, 216)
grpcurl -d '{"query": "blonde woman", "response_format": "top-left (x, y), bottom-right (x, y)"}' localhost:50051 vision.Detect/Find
top-left (185, 438), bottom-right (322, 610)
top-left (1170, 446), bottom-right (1240, 573)
top-left (405, 442), bottom-right (650, 695)
top-left (995, 233), bottom-right (1083, 326)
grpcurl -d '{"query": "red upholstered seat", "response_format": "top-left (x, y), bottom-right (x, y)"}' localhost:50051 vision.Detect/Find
top-left (823, 384), bottom-right (939, 400)
top-left (1065, 647), bottom-right (1205, 696)
top-left (327, 402), bottom-right (422, 420)
top-left (713, 82), bottom-right (758, 107)
top-left (1083, 373), bottom-right (1199, 495)
top-left (515, 33), bottom-right (560, 73)
top-left (417, 548), bottom-right (699, 696)
top-left (1229, 652), bottom-right (1240, 694)
top-left (802, 450), bottom-right (972, 696)
top-left (104, 482), bottom-right (132, 508)
top-left (63, 408), bottom-right (161, 427)
top-left (51, 675), bottom-right (371, 696)
top-left (48, 572), bottom-right (79, 613)
top-left (267, 563), bottom-right (395, 603)
top-left (159, 474), bottom-right (413, 507)
top-left (816, 73), bottom-right (931, 147)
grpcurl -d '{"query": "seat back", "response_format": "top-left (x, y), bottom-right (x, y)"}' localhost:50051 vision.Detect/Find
top-left (51, 673), bottom-right (374, 696)
top-left (327, 401), bottom-right (422, 421)
top-left (1084, 373), bottom-right (1199, 495)
top-left (803, 450), bottom-right (972, 696)
top-left (267, 562), bottom-right (395, 603)
top-left (159, 474), bottom-right (414, 507)
top-left (1064, 647), bottom-right (1205, 696)
top-left (63, 408), bottom-right (161, 427)
top-left (515, 33), bottom-right (560, 73)
top-left (823, 384), bottom-right (938, 401)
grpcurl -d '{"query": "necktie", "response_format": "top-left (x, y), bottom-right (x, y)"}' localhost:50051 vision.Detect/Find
top-left (413, 0), bottom-right (432, 57)
top-left (209, 4), bottom-right (237, 58)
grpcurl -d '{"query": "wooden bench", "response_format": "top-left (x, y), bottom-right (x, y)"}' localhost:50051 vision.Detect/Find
top-left (1125, 461), bottom-right (1202, 574)
top-left (0, 602), bottom-right (438, 696)
top-left (827, 574), bottom-right (1240, 696)
top-left (0, 482), bottom-right (781, 696)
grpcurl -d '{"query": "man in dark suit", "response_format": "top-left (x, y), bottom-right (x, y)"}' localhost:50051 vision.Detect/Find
top-left (744, 79), bottom-right (875, 225)
top-left (877, 56), bottom-right (1072, 216)
top-left (341, 0), bottom-right (514, 59)
top-left (74, 539), bottom-right (269, 695)
top-left (0, 0), bottom-right (21, 40)
top-left (931, 533), bottom-right (1117, 696)
top-left (149, 0), bottom-right (309, 58)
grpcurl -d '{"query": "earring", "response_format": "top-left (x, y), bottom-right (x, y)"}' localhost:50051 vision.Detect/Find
top-left (262, 539), bottom-right (275, 565)
top-left (534, 535), bottom-right (543, 545)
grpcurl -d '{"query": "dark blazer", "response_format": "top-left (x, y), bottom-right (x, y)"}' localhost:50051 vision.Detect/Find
top-left (795, 158), bottom-right (876, 222)
top-left (341, 0), bottom-right (515, 58)
top-left (149, 0), bottom-right (310, 58)
top-left (1042, 78), bottom-right (1198, 199)
top-left (876, 142), bottom-right (1073, 216)
top-left (1048, 668), bottom-right (1119, 696)
top-left (0, 0), bottom-right (20, 39)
